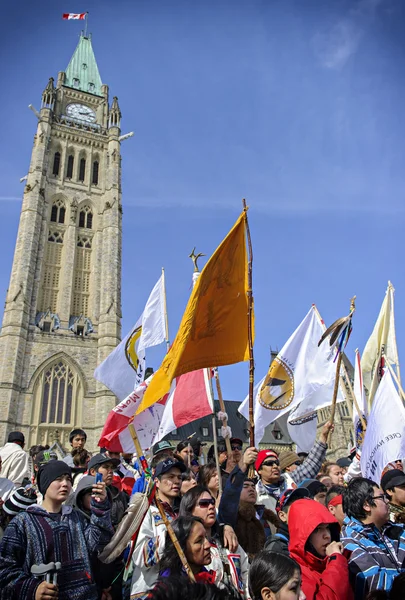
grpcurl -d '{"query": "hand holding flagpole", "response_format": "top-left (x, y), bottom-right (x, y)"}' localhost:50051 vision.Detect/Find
top-left (318, 296), bottom-right (356, 432)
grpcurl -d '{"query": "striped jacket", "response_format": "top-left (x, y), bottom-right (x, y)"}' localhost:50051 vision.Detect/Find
top-left (0, 500), bottom-right (113, 600)
top-left (341, 517), bottom-right (405, 599)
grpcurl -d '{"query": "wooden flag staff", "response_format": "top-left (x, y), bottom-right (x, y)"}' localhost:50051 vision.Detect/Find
top-left (242, 199), bottom-right (255, 449)
top-left (214, 370), bottom-right (232, 456)
top-left (127, 423), bottom-right (196, 582)
top-left (318, 297), bottom-right (356, 431)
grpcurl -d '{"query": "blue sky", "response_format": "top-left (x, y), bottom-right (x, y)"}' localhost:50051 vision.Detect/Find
top-left (0, 0), bottom-right (404, 402)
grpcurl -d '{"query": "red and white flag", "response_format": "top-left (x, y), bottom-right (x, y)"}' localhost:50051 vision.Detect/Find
top-left (98, 369), bottom-right (213, 454)
top-left (62, 13), bottom-right (87, 20)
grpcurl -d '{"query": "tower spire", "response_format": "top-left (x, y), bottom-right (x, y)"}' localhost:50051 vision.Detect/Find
top-left (65, 33), bottom-right (102, 96)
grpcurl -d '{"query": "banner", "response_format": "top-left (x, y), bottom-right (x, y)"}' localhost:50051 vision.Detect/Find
top-left (361, 282), bottom-right (400, 403)
top-left (360, 370), bottom-right (405, 483)
top-left (239, 305), bottom-right (342, 445)
top-left (98, 369), bottom-right (213, 453)
top-left (137, 212), bottom-right (250, 414)
top-left (94, 274), bottom-right (165, 400)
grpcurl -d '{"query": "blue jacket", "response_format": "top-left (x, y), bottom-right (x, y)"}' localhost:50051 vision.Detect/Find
top-left (341, 517), bottom-right (405, 599)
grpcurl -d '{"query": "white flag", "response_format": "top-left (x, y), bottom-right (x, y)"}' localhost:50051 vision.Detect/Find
top-left (361, 282), bottom-right (399, 403)
top-left (239, 305), bottom-right (342, 445)
top-left (360, 370), bottom-right (405, 482)
top-left (94, 274), bottom-right (166, 400)
top-left (287, 411), bottom-right (318, 454)
top-left (353, 348), bottom-right (367, 447)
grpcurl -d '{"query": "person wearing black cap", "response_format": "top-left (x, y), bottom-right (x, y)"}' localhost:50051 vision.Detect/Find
top-left (381, 468), bottom-right (405, 524)
top-left (131, 457), bottom-right (186, 598)
top-left (88, 452), bottom-right (129, 526)
top-left (0, 432), bottom-right (30, 486)
top-left (0, 460), bottom-right (113, 600)
top-left (265, 488), bottom-right (311, 555)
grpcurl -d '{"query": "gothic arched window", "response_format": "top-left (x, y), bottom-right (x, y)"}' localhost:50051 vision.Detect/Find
top-left (92, 161), bottom-right (99, 185)
top-left (78, 206), bottom-right (93, 229)
top-left (67, 155), bottom-right (74, 179)
top-left (52, 152), bottom-right (61, 176)
top-left (30, 358), bottom-right (84, 447)
top-left (79, 158), bottom-right (86, 182)
top-left (50, 199), bottom-right (65, 224)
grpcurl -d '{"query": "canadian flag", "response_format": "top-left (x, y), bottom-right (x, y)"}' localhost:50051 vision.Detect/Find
top-left (98, 369), bottom-right (213, 454)
top-left (62, 13), bottom-right (87, 20)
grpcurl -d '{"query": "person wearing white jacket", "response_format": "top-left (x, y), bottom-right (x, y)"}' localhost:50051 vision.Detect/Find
top-left (0, 432), bottom-right (30, 486)
top-left (130, 458), bottom-right (186, 599)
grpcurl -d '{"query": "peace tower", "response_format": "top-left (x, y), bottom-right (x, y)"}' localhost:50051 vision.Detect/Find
top-left (0, 34), bottom-right (124, 449)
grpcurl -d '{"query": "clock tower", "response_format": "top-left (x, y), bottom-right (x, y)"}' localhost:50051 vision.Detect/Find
top-left (0, 34), bottom-right (124, 449)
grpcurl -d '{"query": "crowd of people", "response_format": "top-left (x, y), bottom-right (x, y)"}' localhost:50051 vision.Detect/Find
top-left (0, 423), bottom-right (404, 600)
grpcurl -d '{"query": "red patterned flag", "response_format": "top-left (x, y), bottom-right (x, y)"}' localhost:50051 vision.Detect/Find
top-left (62, 13), bottom-right (87, 20)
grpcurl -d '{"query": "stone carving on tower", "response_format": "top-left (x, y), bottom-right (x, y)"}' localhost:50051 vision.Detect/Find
top-left (0, 33), bottom-right (125, 449)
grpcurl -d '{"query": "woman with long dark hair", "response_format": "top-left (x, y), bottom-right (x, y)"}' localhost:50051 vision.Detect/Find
top-left (199, 464), bottom-right (220, 503)
top-left (179, 485), bottom-right (249, 596)
top-left (159, 515), bottom-right (212, 581)
top-left (249, 551), bottom-right (305, 600)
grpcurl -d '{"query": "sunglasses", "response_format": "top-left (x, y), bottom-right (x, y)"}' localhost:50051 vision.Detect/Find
top-left (197, 498), bottom-right (216, 508)
top-left (262, 459), bottom-right (280, 467)
top-left (231, 445), bottom-right (242, 451)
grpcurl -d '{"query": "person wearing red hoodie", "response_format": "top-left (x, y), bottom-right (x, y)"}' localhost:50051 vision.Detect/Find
top-left (288, 498), bottom-right (353, 600)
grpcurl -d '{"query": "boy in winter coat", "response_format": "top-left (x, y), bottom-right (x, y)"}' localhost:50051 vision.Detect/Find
top-left (288, 498), bottom-right (353, 600)
top-left (0, 460), bottom-right (113, 600)
top-left (73, 475), bottom-right (124, 599)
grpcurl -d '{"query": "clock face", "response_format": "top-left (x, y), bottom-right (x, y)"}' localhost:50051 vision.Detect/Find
top-left (66, 103), bottom-right (96, 123)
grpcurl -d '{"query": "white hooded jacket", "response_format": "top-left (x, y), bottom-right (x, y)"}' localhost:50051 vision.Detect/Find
top-left (0, 442), bottom-right (30, 486)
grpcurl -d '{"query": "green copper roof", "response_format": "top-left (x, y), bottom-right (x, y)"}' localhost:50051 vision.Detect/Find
top-left (65, 34), bottom-right (102, 96)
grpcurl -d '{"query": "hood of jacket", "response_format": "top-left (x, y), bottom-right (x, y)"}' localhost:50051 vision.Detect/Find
top-left (288, 499), bottom-right (340, 573)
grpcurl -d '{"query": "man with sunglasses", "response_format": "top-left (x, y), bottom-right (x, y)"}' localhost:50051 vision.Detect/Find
top-left (131, 457), bottom-right (186, 599)
top-left (220, 437), bottom-right (244, 486)
top-left (381, 468), bottom-right (405, 524)
top-left (255, 421), bottom-right (333, 513)
top-left (341, 477), bottom-right (405, 598)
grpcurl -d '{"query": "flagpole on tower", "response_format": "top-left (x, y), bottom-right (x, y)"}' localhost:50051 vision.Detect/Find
top-left (242, 199), bottom-right (255, 449)
top-left (84, 12), bottom-right (89, 37)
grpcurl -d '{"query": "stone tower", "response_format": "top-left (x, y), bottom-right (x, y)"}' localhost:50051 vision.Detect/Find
top-left (0, 34), bottom-right (123, 449)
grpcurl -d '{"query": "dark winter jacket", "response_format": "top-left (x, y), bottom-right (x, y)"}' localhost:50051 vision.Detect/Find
top-left (289, 499), bottom-right (353, 600)
top-left (0, 496), bottom-right (113, 600)
top-left (341, 517), bottom-right (405, 599)
top-left (234, 501), bottom-right (266, 560)
top-left (73, 476), bottom-right (124, 598)
top-left (109, 484), bottom-right (129, 527)
top-left (264, 521), bottom-right (290, 555)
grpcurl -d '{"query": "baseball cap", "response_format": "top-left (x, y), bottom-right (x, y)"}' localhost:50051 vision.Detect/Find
top-left (152, 440), bottom-right (174, 457)
top-left (276, 488), bottom-right (311, 513)
top-left (298, 478), bottom-right (326, 497)
top-left (336, 457), bottom-right (351, 468)
top-left (255, 449), bottom-right (279, 471)
top-left (154, 458), bottom-right (186, 478)
top-left (381, 468), bottom-right (405, 492)
top-left (190, 437), bottom-right (207, 451)
top-left (88, 453), bottom-right (120, 471)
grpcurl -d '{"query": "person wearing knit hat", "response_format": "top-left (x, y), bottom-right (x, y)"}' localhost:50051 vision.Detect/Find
top-left (0, 459), bottom-right (114, 600)
top-left (279, 451), bottom-right (302, 473)
top-left (255, 421), bottom-right (333, 516)
top-left (3, 484), bottom-right (37, 516)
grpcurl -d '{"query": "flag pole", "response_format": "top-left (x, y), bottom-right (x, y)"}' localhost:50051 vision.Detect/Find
top-left (214, 369), bottom-right (232, 457)
top-left (84, 12), bottom-right (89, 37)
top-left (341, 359), bottom-right (367, 431)
top-left (242, 199), bottom-right (255, 449)
top-left (318, 297), bottom-right (356, 437)
top-left (127, 423), bottom-right (196, 583)
top-left (162, 267), bottom-right (170, 352)
top-left (209, 378), bottom-right (223, 498)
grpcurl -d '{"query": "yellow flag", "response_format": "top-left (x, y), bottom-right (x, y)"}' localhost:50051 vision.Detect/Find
top-left (136, 211), bottom-right (251, 414)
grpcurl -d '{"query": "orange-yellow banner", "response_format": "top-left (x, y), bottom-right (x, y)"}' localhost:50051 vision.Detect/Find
top-left (136, 211), bottom-right (251, 414)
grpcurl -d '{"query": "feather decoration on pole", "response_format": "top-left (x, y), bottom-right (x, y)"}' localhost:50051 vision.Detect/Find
top-left (318, 296), bottom-right (356, 427)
